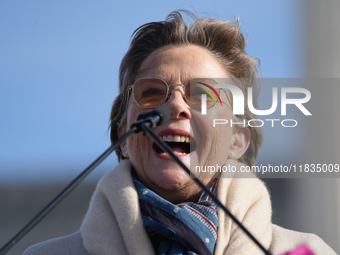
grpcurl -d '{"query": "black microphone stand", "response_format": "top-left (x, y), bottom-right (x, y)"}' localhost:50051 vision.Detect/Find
top-left (141, 122), bottom-right (273, 255)
top-left (1, 107), bottom-right (272, 255)
top-left (0, 107), bottom-right (169, 255)
top-left (0, 127), bottom-right (142, 255)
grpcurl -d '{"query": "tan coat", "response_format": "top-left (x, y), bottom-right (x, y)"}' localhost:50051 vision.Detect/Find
top-left (23, 160), bottom-right (336, 255)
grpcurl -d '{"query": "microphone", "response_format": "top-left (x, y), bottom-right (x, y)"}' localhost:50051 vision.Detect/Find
top-left (132, 106), bottom-right (172, 131)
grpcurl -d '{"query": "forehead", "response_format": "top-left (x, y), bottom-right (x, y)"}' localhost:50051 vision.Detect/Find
top-left (136, 45), bottom-right (229, 82)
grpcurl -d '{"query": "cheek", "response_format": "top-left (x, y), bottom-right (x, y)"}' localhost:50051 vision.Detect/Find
top-left (125, 104), bottom-right (151, 165)
top-left (126, 99), bottom-right (141, 126)
top-left (214, 107), bottom-right (234, 153)
top-left (127, 134), bottom-right (150, 168)
top-left (127, 103), bottom-right (143, 155)
top-left (193, 105), bottom-right (233, 137)
top-left (191, 107), bottom-right (233, 160)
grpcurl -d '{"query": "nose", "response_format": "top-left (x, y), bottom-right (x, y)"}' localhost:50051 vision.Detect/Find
top-left (164, 85), bottom-right (191, 119)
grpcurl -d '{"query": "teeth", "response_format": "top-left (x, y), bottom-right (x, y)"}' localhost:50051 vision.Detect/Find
top-left (160, 135), bottom-right (190, 143)
top-left (174, 152), bottom-right (187, 155)
top-left (173, 135), bottom-right (180, 142)
top-left (159, 152), bottom-right (188, 156)
top-left (167, 135), bottom-right (173, 142)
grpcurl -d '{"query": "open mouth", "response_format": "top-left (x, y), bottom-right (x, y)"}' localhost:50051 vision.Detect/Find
top-left (153, 135), bottom-right (197, 156)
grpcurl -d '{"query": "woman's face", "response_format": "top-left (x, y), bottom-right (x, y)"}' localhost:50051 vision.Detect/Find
top-left (119, 44), bottom-right (248, 204)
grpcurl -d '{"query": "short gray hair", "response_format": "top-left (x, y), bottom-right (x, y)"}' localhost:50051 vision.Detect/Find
top-left (109, 11), bottom-right (263, 166)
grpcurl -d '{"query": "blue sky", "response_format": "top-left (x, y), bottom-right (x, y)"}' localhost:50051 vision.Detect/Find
top-left (0, 0), bottom-right (305, 185)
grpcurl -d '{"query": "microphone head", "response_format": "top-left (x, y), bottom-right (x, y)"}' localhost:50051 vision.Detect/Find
top-left (153, 106), bottom-right (172, 125)
top-left (136, 106), bottom-right (171, 126)
top-left (137, 110), bottom-right (153, 121)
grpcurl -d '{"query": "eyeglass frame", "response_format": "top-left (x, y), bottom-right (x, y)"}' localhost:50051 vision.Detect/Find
top-left (127, 77), bottom-right (228, 109)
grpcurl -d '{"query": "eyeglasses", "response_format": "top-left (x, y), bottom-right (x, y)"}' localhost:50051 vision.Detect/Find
top-left (128, 77), bottom-right (222, 108)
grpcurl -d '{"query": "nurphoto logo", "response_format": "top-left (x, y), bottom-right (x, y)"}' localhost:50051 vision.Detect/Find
top-left (197, 81), bottom-right (312, 128)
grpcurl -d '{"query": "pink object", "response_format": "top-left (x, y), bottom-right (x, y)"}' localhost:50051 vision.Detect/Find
top-left (280, 245), bottom-right (315, 255)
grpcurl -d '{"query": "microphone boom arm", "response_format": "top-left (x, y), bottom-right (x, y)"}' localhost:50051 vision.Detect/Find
top-left (0, 107), bottom-right (168, 255)
top-left (1, 106), bottom-right (272, 255)
top-left (0, 126), bottom-right (141, 255)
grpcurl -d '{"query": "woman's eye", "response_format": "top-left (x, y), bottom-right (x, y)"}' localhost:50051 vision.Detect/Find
top-left (141, 88), bottom-right (164, 98)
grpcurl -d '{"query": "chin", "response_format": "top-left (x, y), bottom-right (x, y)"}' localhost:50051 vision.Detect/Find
top-left (151, 168), bottom-right (192, 191)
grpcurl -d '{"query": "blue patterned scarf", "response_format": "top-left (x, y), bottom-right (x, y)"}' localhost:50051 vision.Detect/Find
top-left (133, 178), bottom-right (219, 255)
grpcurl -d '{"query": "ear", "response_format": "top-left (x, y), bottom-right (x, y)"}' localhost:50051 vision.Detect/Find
top-left (117, 124), bottom-right (128, 157)
top-left (228, 127), bottom-right (251, 159)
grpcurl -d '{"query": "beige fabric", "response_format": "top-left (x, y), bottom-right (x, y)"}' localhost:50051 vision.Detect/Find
top-left (23, 231), bottom-right (90, 255)
top-left (214, 160), bottom-right (273, 255)
top-left (80, 160), bottom-right (154, 255)
top-left (270, 224), bottom-right (337, 255)
top-left (23, 159), bottom-right (336, 255)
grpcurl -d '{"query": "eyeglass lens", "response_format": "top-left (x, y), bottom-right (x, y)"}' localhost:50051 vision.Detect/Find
top-left (133, 78), bottom-right (218, 108)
